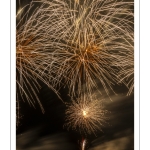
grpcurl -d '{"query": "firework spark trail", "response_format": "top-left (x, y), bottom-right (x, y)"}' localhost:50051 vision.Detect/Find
top-left (81, 139), bottom-right (86, 150)
top-left (116, 34), bottom-right (134, 95)
top-left (16, 95), bottom-right (22, 128)
top-left (64, 93), bottom-right (109, 135)
top-left (46, 0), bottom-right (134, 97)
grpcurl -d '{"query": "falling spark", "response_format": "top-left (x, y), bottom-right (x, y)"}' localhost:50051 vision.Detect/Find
top-left (115, 33), bottom-right (134, 95)
top-left (64, 93), bottom-right (109, 135)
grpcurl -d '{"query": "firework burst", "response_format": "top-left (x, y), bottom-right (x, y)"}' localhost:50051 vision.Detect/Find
top-left (16, 0), bottom-right (65, 113)
top-left (64, 93), bottom-right (109, 135)
top-left (47, 0), bottom-right (134, 97)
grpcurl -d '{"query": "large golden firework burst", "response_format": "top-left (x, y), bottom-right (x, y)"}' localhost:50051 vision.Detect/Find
top-left (16, 0), bottom-right (65, 115)
top-left (47, 0), bottom-right (134, 97)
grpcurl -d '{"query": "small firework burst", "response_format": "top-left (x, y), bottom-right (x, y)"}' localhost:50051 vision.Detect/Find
top-left (64, 93), bottom-right (109, 135)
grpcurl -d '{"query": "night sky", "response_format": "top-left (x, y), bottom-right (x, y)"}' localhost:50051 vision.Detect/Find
top-left (16, 81), bottom-right (134, 150)
top-left (16, 0), bottom-right (134, 150)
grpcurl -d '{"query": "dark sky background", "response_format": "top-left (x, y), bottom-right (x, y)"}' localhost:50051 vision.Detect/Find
top-left (16, 0), bottom-right (134, 150)
top-left (16, 82), bottom-right (134, 150)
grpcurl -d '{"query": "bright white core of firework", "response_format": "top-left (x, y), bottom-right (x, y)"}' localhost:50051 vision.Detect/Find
top-left (83, 110), bottom-right (87, 117)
